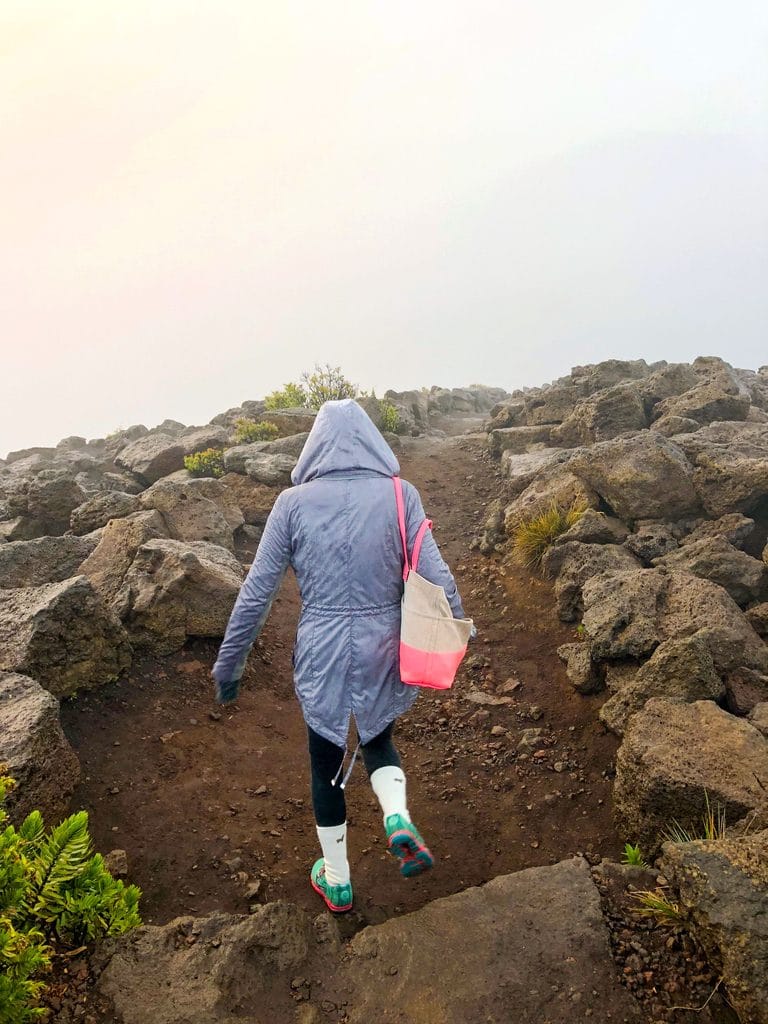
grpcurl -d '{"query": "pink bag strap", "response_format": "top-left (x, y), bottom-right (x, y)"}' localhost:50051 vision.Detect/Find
top-left (392, 476), bottom-right (432, 580)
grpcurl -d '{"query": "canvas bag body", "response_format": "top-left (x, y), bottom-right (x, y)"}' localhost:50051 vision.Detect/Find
top-left (393, 476), bottom-right (473, 689)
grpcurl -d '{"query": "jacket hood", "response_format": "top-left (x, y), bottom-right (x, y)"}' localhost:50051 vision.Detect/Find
top-left (291, 399), bottom-right (400, 485)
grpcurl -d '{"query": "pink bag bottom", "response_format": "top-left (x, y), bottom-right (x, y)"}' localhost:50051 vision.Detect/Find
top-left (399, 641), bottom-right (468, 691)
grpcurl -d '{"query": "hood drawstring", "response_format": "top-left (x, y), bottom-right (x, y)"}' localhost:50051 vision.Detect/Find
top-left (330, 740), bottom-right (362, 791)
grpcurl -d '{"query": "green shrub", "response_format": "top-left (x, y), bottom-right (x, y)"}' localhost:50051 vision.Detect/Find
top-left (379, 400), bottom-right (400, 433)
top-left (510, 501), bottom-right (587, 569)
top-left (631, 888), bottom-right (682, 923)
top-left (0, 772), bottom-right (141, 1020)
top-left (184, 448), bottom-right (225, 478)
top-left (300, 364), bottom-right (357, 409)
top-left (264, 382), bottom-right (309, 410)
top-left (233, 419), bottom-right (279, 444)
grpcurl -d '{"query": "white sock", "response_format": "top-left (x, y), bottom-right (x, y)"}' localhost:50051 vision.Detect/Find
top-left (315, 823), bottom-right (350, 885)
top-left (370, 766), bottom-right (410, 824)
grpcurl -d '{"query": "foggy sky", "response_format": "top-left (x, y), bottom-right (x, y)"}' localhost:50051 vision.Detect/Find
top-left (2, 1), bottom-right (767, 457)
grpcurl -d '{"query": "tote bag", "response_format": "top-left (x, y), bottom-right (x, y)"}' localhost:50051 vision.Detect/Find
top-left (393, 476), bottom-right (473, 690)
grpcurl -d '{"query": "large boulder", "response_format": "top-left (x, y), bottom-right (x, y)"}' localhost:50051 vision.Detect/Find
top-left (95, 903), bottom-right (313, 1024)
top-left (581, 569), bottom-right (669, 661)
top-left (115, 433), bottom-right (186, 485)
top-left (654, 536), bottom-right (768, 607)
top-left (0, 672), bottom-right (80, 825)
top-left (70, 491), bottom-right (142, 534)
top-left (583, 568), bottom-right (768, 673)
top-left (0, 576), bottom-right (132, 697)
top-left (542, 542), bottom-right (640, 621)
top-left (223, 434), bottom-right (309, 474)
top-left (243, 453), bottom-right (296, 487)
top-left (614, 698), bottom-right (768, 856)
top-left (569, 433), bottom-right (701, 522)
top-left (674, 421), bottom-right (768, 516)
top-left (652, 380), bottom-right (751, 426)
top-left (178, 425), bottom-right (230, 455)
top-left (523, 384), bottom-right (586, 425)
top-left (488, 424), bottom-right (553, 456)
top-left (503, 460), bottom-right (599, 527)
top-left (78, 510), bottom-right (169, 606)
top-left (663, 831), bottom-right (768, 1024)
top-left (551, 508), bottom-right (629, 547)
top-left (138, 479), bottom-right (241, 552)
top-left (219, 474), bottom-right (279, 527)
top-left (339, 857), bottom-right (642, 1024)
top-left (746, 602), bottom-right (768, 640)
top-left (598, 634), bottom-right (724, 736)
top-left (103, 424), bottom-right (149, 461)
top-left (4, 470), bottom-right (88, 537)
top-left (680, 512), bottom-right (756, 550)
top-left (637, 362), bottom-right (700, 414)
top-left (500, 449), bottom-right (568, 493)
top-left (113, 539), bottom-right (245, 654)
top-left (0, 534), bottom-right (101, 588)
top-left (550, 382), bottom-right (647, 447)
top-left (623, 522), bottom-right (679, 564)
top-left (724, 666), bottom-right (768, 717)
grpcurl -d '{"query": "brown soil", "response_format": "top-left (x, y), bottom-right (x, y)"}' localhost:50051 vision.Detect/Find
top-left (61, 434), bottom-right (621, 932)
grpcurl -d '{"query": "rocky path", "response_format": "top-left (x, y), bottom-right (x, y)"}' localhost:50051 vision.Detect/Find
top-left (61, 433), bottom-right (620, 931)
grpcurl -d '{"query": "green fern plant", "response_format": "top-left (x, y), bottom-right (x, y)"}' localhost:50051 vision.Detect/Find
top-left (0, 770), bottom-right (142, 1018)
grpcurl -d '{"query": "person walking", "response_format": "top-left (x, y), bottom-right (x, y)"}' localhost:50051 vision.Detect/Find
top-left (212, 399), bottom-right (468, 912)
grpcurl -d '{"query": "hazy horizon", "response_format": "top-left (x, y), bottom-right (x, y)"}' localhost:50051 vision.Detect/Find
top-left (2, 2), bottom-right (767, 457)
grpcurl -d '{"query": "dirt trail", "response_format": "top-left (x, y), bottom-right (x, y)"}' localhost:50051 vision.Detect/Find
top-left (61, 433), bottom-right (620, 930)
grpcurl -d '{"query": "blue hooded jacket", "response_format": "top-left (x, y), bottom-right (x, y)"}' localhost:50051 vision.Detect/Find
top-left (212, 399), bottom-right (465, 747)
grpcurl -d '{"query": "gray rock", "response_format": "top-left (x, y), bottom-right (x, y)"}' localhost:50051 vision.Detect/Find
top-left (114, 539), bottom-right (244, 654)
top-left (244, 453), bottom-right (296, 486)
top-left (70, 491), bottom-right (141, 534)
top-left (552, 508), bottom-right (629, 546)
top-left (224, 434), bottom-right (310, 475)
top-left (78, 510), bottom-right (169, 607)
top-left (178, 425), bottom-right (230, 455)
top-left (0, 671), bottom-right (80, 824)
top-left (0, 534), bottom-right (101, 588)
top-left (654, 536), bottom-right (768, 607)
top-left (104, 849), bottom-right (130, 878)
top-left (517, 728), bottom-right (544, 752)
top-left (662, 831), bottom-right (768, 1024)
top-left (556, 643), bottom-right (603, 694)
top-left (523, 384), bottom-right (587, 425)
top-left (474, 498), bottom-right (506, 555)
top-left (599, 634), bottom-right (724, 736)
top-left (115, 433), bottom-right (186, 485)
top-left (551, 382), bottom-right (647, 447)
top-left (680, 512), bottom-right (756, 550)
top-left (582, 569), bottom-right (669, 660)
top-left (542, 542), bottom-right (640, 622)
top-left (139, 478), bottom-right (239, 552)
top-left (614, 698), bottom-right (768, 856)
top-left (503, 460), bottom-right (598, 527)
top-left (219, 474), bottom-right (279, 527)
top-left (569, 432), bottom-right (701, 523)
top-left (488, 424), bottom-right (554, 456)
top-left (650, 413), bottom-right (702, 437)
top-left (96, 903), bottom-right (314, 1024)
top-left (637, 362), bottom-right (700, 413)
top-left (623, 522), bottom-right (679, 564)
top-left (500, 449), bottom-right (566, 493)
top-left (103, 424), bottom-right (149, 461)
top-left (0, 576), bottom-right (132, 697)
top-left (25, 471), bottom-right (88, 535)
top-left (653, 380), bottom-right (751, 426)
top-left (675, 421), bottom-right (768, 516)
top-left (340, 858), bottom-right (642, 1024)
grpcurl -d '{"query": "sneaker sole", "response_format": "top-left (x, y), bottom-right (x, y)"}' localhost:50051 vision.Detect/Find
top-left (387, 829), bottom-right (435, 878)
top-left (310, 877), bottom-right (353, 913)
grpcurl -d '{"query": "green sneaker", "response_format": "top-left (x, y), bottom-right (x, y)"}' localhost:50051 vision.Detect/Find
top-left (310, 859), bottom-right (353, 913)
top-left (385, 814), bottom-right (435, 878)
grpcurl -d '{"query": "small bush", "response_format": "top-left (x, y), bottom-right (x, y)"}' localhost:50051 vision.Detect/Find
top-left (301, 364), bottom-right (357, 409)
top-left (0, 771), bottom-right (141, 1020)
top-left (379, 400), bottom-right (400, 433)
top-left (621, 842), bottom-right (648, 868)
top-left (184, 448), bottom-right (225, 478)
top-left (264, 382), bottom-right (309, 410)
top-left (233, 419), bottom-right (279, 444)
top-left (510, 501), bottom-right (587, 569)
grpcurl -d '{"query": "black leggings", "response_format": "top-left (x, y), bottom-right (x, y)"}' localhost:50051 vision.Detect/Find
top-left (308, 722), bottom-right (401, 827)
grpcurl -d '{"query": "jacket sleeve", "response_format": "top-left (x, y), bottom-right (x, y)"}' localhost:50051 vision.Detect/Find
top-left (403, 481), bottom-right (467, 620)
top-left (211, 490), bottom-right (292, 700)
